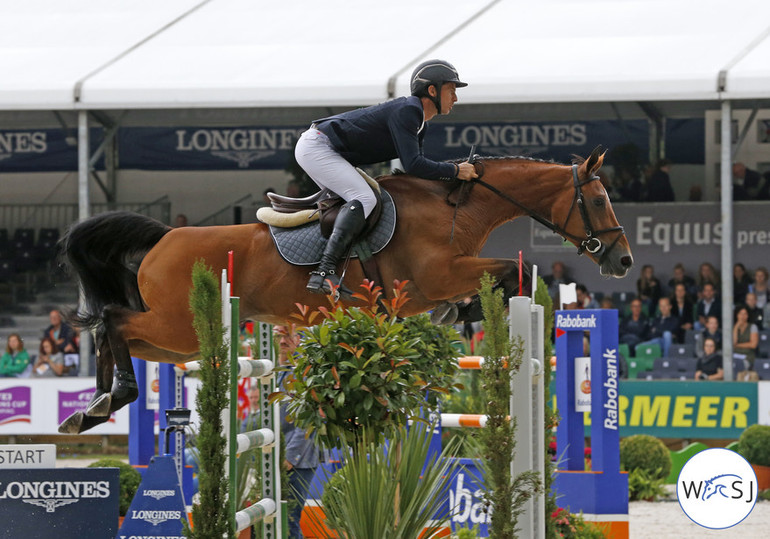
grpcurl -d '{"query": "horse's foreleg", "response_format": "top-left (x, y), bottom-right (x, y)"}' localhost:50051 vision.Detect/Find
top-left (419, 257), bottom-right (530, 323)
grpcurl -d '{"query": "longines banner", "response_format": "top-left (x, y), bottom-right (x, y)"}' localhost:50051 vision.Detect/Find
top-left (0, 118), bottom-right (703, 172)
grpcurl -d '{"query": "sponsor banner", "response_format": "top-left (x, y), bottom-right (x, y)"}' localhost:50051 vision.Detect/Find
top-left (0, 119), bottom-right (705, 172)
top-left (447, 459), bottom-right (490, 536)
top-left (423, 119), bottom-right (649, 164)
top-left (0, 128), bottom-right (104, 172)
top-left (575, 356), bottom-right (591, 412)
top-left (0, 444), bottom-right (56, 468)
top-left (579, 380), bottom-right (758, 439)
top-left (0, 467), bottom-right (119, 539)
top-left (757, 381), bottom-right (770, 426)
top-left (0, 379), bottom-right (129, 435)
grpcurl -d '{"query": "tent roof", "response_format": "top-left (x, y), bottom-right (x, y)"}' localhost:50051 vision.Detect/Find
top-left (1, 0), bottom-right (769, 111)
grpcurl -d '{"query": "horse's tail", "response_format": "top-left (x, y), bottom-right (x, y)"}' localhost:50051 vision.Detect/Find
top-left (59, 211), bottom-right (171, 331)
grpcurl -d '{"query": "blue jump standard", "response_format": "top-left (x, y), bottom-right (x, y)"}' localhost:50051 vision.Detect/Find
top-left (553, 309), bottom-right (629, 518)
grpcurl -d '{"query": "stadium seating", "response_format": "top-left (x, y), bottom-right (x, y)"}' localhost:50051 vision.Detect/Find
top-left (667, 343), bottom-right (696, 358)
top-left (636, 343), bottom-right (662, 362)
top-left (755, 359), bottom-right (770, 380)
top-left (759, 329), bottom-right (769, 358)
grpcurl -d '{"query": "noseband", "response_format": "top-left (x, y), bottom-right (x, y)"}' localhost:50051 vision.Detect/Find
top-left (471, 163), bottom-right (625, 264)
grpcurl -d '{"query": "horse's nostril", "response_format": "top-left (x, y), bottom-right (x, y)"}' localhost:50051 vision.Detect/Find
top-left (620, 255), bottom-right (633, 268)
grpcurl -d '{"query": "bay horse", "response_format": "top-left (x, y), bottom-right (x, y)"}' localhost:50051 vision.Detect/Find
top-left (58, 146), bottom-right (633, 433)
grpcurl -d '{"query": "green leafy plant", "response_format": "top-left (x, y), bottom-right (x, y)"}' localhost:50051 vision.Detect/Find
top-left (736, 424), bottom-right (770, 467)
top-left (627, 468), bottom-right (667, 502)
top-left (87, 458), bottom-right (141, 516)
top-left (476, 273), bottom-right (541, 538)
top-left (452, 524), bottom-right (482, 538)
top-left (619, 434), bottom-right (671, 481)
top-left (313, 423), bottom-right (462, 539)
top-left (285, 280), bottom-right (460, 450)
top-left (183, 260), bottom-right (234, 539)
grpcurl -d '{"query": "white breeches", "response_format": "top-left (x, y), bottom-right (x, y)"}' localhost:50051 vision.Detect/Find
top-left (294, 128), bottom-right (377, 218)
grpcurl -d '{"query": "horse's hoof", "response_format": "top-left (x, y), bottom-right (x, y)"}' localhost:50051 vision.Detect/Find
top-left (58, 412), bottom-right (85, 434)
top-left (86, 392), bottom-right (112, 417)
top-left (430, 302), bottom-right (458, 325)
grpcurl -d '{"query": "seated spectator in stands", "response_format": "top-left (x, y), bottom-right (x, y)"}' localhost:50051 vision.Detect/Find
top-left (696, 283), bottom-right (721, 330)
top-left (575, 284), bottom-right (599, 309)
top-left (173, 214), bottom-right (189, 227)
top-left (733, 263), bottom-right (752, 305)
top-left (645, 159), bottom-right (675, 202)
top-left (600, 297), bottom-right (615, 310)
top-left (0, 334), bottom-right (30, 377)
top-left (699, 315), bottom-right (722, 354)
top-left (639, 296), bottom-right (680, 357)
top-left (619, 298), bottom-right (649, 355)
top-left (733, 162), bottom-right (764, 200)
top-left (637, 264), bottom-right (662, 313)
top-left (671, 283), bottom-right (694, 341)
top-left (744, 292), bottom-right (764, 329)
top-left (695, 337), bottom-right (723, 381)
top-left (43, 309), bottom-right (78, 354)
top-left (668, 262), bottom-right (697, 301)
top-left (696, 262), bottom-right (720, 296)
top-left (749, 266), bottom-right (770, 312)
top-left (733, 305), bottom-right (759, 369)
top-left (543, 261), bottom-right (573, 306)
top-left (32, 336), bottom-right (66, 377)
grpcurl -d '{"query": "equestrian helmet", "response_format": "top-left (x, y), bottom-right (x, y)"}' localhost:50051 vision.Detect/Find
top-left (410, 60), bottom-right (467, 97)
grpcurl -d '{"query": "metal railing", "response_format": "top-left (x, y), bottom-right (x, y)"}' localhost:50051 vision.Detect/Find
top-left (0, 196), bottom-right (171, 236)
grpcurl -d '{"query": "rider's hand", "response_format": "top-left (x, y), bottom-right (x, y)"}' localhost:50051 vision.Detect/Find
top-left (457, 162), bottom-right (478, 181)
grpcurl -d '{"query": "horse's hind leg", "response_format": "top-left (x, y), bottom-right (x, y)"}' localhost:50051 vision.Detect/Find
top-left (58, 305), bottom-right (139, 434)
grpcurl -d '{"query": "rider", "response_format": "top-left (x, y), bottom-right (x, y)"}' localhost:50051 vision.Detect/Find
top-left (295, 59), bottom-right (479, 296)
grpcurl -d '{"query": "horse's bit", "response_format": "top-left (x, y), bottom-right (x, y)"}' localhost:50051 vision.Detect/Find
top-left (471, 163), bottom-right (626, 265)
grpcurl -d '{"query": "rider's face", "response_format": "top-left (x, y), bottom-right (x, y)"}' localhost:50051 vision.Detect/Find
top-left (440, 83), bottom-right (458, 114)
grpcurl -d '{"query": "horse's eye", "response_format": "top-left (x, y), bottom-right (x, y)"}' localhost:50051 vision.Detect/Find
top-left (592, 197), bottom-right (605, 208)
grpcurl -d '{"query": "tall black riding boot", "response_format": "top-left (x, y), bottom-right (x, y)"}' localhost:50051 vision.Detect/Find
top-left (307, 199), bottom-right (367, 296)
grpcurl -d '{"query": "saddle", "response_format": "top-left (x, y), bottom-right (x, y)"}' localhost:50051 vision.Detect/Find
top-left (257, 169), bottom-right (383, 238)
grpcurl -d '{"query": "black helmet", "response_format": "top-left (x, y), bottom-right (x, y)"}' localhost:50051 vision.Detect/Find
top-left (410, 60), bottom-right (468, 97)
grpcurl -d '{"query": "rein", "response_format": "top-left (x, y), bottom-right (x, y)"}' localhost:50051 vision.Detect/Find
top-left (471, 163), bottom-right (625, 264)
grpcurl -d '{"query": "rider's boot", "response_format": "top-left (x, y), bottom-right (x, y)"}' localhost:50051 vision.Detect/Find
top-left (307, 199), bottom-right (367, 297)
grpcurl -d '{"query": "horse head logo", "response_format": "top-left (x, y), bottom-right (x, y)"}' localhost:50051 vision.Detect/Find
top-left (703, 474), bottom-right (742, 500)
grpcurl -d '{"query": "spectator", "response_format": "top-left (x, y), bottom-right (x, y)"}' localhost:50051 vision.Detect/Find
top-left (671, 283), bottom-right (694, 341)
top-left (32, 336), bottom-right (66, 377)
top-left (699, 315), bottom-right (722, 356)
top-left (733, 162), bottom-right (763, 200)
top-left (636, 264), bottom-right (662, 313)
top-left (696, 262), bottom-right (720, 296)
top-left (575, 284), bottom-right (599, 309)
top-left (744, 292), bottom-right (764, 329)
top-left (695, 338), bottom-right (724, 381)
top-left (733, 305), bottom-right (759, 369)
top-left (733, 263), bottom-right (752, 305)
top-left (275, 324), bottom-right (319, 539)
top-left (645, 159), bottom-right (675, 202)
top-left (619, 298), bottom-right (649, 355)
top-left (0, 334), bottom-right (30, 377)
top-left (542, 261), bottom-right (573, 306)
top-left (173, 214), bottom-right (189, 227)
top-left (688, 184), bottom-right (703, 201)
top-left (639, 296), bottom-right (680, 357)
top-left (599, 297), bottom-right (615, 310)
top-left (668, 263), bottom-right (697, 301)
top-left (749, 266), bottom-right (770, 312)
top-left (43, 309), bottom-right (78, 354)
top-left (696, 283), bottom-right (721, 329)
top-left (241, 384), bottom-right (261, 432)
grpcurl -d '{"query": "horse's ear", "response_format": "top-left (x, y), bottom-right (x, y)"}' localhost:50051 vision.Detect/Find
top-left (584, 145), bottom-right (606, 176)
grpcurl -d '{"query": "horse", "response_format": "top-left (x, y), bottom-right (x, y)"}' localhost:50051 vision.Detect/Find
top-left (58, 146), bottom-right (633, 433)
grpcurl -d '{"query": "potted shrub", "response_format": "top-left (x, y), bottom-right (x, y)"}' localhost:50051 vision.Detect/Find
top-left (736, 424), bottom-right (770, 490)
top-left (87, 458), bottom-right (142, 522)
top-left (619, 435), bottom-right (671, 501)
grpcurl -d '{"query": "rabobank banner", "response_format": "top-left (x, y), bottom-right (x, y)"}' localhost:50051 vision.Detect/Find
top-left (0, 119), bottom-right (705, 172)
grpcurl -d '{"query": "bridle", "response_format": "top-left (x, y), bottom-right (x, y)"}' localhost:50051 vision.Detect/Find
top-left (471, 162), bottom-right (626, 264)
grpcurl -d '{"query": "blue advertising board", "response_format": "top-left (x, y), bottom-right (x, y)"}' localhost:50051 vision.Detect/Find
top-left (0, 467), bottom-right (119, 539)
